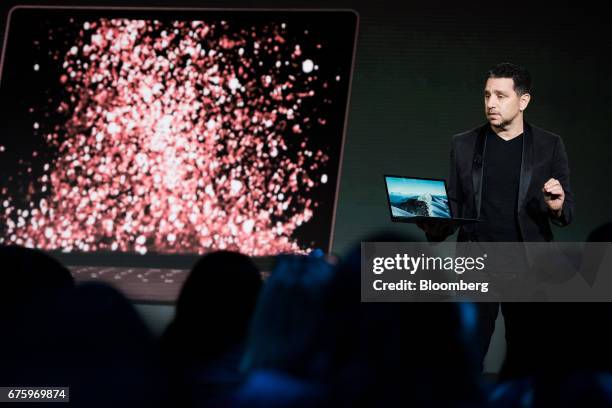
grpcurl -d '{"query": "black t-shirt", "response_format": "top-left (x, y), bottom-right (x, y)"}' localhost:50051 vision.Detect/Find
top-left (478, 129), bottom-right (523, 242)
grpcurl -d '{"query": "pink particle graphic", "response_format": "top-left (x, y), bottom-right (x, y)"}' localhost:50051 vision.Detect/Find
top-left (0, 18), bottom-right (334, 256)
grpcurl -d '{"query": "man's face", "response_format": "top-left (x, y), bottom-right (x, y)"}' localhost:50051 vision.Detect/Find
top-left (484, 77), bottom-right (528, 129)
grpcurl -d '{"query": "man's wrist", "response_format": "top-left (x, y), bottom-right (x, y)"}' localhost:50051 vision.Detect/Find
top-left (550, 207), bottom-right (563, 218)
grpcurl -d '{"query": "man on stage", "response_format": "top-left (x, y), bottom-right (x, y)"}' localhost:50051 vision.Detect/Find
top-left (418, 62), bottom-right (574, 377)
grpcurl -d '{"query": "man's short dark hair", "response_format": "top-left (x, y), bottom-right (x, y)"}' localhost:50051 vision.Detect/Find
top-left (486, 63), bottom-right (532, 96)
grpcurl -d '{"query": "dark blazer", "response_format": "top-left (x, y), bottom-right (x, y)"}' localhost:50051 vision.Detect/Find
top-left (445, 121), bottom-right (573, 242)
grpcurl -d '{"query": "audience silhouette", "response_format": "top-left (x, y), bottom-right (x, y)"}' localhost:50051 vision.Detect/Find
top-left (160, 250), bottom-right (262, 406)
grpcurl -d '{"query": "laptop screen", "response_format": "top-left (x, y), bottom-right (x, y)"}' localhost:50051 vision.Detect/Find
top-left (0, 7), bottom-right (357, 261)
top-left (384, 176), bottom-right (452, 220)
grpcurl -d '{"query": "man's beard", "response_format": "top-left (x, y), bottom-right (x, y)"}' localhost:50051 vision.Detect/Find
top-left (490, 115), bottom-right (516, 130)
top-left (492, 120), bottom-right (510, 130)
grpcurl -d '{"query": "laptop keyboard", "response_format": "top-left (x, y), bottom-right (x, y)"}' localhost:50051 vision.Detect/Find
top-left (67, 266), bottom-right (270, 303)
top-left (69, 266), bottom-right (188, 283)
top-left (68, 265), bottom-right (189, 303)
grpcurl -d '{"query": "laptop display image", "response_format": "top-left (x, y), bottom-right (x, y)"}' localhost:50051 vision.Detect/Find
top-left (0, 7), bottom-right (358, 301)
top-left (384, 175), bottom-right (451, 220)
top-left (384, 175), bottom-right (477, 225)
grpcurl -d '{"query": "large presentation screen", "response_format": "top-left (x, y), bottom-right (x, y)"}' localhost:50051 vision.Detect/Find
top-left (0, 7), bottom-right (357, 259)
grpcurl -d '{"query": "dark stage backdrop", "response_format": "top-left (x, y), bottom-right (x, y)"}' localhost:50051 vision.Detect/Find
top-left (1, 0), bottom-right (610, 257)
